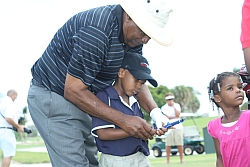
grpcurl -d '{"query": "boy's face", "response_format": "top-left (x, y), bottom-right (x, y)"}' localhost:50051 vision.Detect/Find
top-left (120, 69), bottom-right (146, 96)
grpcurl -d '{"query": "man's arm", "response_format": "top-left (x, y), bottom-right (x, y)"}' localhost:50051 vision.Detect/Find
top-left (136, 84), bottom-right (169, 135)
top-left (5, 118), bottom-right (24, 132)
top-left (244, 48), bottom-right (250, 73)
top-left (64, 73), bottom-right (155, 140)
top-left (136, 84), bottom-right (158, 113)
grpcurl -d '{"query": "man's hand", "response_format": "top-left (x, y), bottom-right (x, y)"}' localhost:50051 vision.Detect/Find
top-left (120, 115), bottom-right (156, 140)
top-left (17, 125), bottom-right (25, 133)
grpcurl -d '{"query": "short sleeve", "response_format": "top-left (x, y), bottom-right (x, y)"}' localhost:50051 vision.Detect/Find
top-left (207, 119), bottom-right (217, 138)
top-left (161, 104), bottom-right (166, 115)
top-left (0, 97), bottom-right (15, 119)
top-left (4, 106), bottom-right (16, 119)
top-left (91, 90), bottom-right (115, 137)
top-left (174, 103), bottom-right (181, 112)
top-left (68, 26), bottom-right (109, 86)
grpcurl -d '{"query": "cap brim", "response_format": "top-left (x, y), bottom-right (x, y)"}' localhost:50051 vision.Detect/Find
top-left (118, 0), bottom-right (173, 46)
top-left (129, 69), bottom-right (158, 87)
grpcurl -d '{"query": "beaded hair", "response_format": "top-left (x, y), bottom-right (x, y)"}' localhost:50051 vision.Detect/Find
top-left (207, 72), bottom-right (243, 114)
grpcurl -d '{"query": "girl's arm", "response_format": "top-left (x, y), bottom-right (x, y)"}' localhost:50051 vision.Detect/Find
top-left (213, 137), bottom-right (224, 167)
top-left (97, 128), bottom-right (131, 140)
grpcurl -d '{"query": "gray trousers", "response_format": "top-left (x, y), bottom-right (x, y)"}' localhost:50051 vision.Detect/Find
top-left (27, 84), bottom-right (98, 167)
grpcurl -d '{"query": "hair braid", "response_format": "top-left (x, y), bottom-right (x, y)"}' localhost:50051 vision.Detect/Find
top-left (207, 72), bottom-right (242, 112)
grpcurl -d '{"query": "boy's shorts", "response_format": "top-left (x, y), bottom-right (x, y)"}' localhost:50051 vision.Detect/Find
top-left (99, 151), bottom-right (151, 167)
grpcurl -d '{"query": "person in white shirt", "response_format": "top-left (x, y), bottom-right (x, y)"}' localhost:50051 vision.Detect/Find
top-left (161, 92), bottom-right (184, 164)
top-left (0, 89), bottom-right (24, 167)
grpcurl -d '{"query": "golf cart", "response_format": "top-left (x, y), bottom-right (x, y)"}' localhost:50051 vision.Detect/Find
top-left (151, 113), bottom-right (205, 157)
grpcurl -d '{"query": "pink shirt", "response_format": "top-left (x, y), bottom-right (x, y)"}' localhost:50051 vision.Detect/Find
top-left (207, 110), bottom-right (250, 167)
top-left (241, 0), bottom-right (250, 49)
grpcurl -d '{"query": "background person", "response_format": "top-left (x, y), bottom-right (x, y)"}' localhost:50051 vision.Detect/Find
top-left (161, 92), bottom-right (184, 164)
top-left (27, 0), bottom-right (172, 166)
top-left (0, 89), bottom-right (24, 167)
top-left (207, 72), bottom-right (250, 167)
top-left (17, 112), bottom-right (26, 143)
top-left (241, 0), bottom-right (250, 73)
top-left (91, 53), bottom-right (163, 167)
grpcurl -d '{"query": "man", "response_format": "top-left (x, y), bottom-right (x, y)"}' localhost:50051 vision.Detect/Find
top-left (242, 0), bottom-right (250, 72)
top-left (27, 0), bottom-right (173, 166)
top-left (0, 89), bottom-right (24, 167)
top-left (161, 92), bottom-right (184, 164)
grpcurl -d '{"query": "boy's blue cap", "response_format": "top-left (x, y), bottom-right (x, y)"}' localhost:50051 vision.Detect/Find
top-left (121, 53), bottom-right (158, 87)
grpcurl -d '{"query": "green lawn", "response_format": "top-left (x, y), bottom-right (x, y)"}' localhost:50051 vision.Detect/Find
top-left (181, 116), bottom-right (218, 138)
top-left (3, 150), bottom-right (217, 166)
top-left (150, 153), bottom-right (216, 167)
top-left (13, 151), bottom-right (50, 164)
top-left (148, 116), bottom-right (217, 148)
top-left (2, 146), bottom-right (217, 166)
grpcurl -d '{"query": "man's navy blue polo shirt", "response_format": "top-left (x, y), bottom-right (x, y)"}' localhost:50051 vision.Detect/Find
top-left (91, 86), bottom-right (150, 156)
top-left (31, 4), bottom-right (142, 96)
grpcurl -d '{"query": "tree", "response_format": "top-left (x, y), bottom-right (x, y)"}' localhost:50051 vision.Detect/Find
top-left (142, 85), bottom-right (170, 123)
top-left (183, 86), bottom-right (200, 113)
top-left (172, 86), bottom-right (200, 113)
top-left (241, 102), bottom-right (248, 110)
top-left (142, 84), bottom-right (200, 123)
top-left (148, 85), bottom-right (170, 108)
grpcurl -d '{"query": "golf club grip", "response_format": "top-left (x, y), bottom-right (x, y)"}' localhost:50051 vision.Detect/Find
top-left (153, 118), bottom-right (184, 129)
top-left (24, 128), bottom-right (32, 134)
top-left (13, 127), bottom-right (32, 134)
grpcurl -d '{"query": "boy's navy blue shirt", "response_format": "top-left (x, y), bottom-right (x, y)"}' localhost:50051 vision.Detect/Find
top-left (91, 86), bottom-right (150, 156)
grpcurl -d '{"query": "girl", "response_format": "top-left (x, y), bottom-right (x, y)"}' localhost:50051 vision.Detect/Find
top-left (207, 71), bottom-right (250, 167)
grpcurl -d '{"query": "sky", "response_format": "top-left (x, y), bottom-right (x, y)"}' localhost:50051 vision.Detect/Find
top-left (0, 0), bottom-right (246, 117)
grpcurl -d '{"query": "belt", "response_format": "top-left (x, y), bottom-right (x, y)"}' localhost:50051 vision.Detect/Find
top-left (0, 127), bottom-right (13, 130)
top-left (31, 79), bottom-right (44, 87)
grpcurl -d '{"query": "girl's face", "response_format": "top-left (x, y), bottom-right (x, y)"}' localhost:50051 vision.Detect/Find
top-left (217, 76), bottom-right (244, 107)
top-left (120, 69), bottom-right (146, 97)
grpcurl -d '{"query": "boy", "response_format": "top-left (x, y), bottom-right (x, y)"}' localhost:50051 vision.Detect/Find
top-left (91, 53), bottom-right (167, 167)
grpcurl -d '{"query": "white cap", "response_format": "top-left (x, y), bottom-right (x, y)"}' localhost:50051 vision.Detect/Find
top-left (165, 95), bottom-right (174, 100)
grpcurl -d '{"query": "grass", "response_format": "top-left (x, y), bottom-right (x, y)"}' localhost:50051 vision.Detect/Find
top-left (0, 136), bottom-right (50, 164)
top-left (12, 152), bottom-right (50, 164)
top-left (150, 154), bottom-right (216, 167)
top-left (182, 116), bottom-right (218, 138)
top-left (1, 149), bottom-right (217, 166)
top-left (0, 116), bottom-right (218, 165)
top-left (148, 116), bottom-right (217, 148)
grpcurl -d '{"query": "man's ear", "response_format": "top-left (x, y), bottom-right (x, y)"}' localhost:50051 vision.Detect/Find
top-left (124, 12), bottom-right (132, 22)
top-left (214, 95), bottom-right (221, 103)
top-left (118, 68), bottom-right (126, 77)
